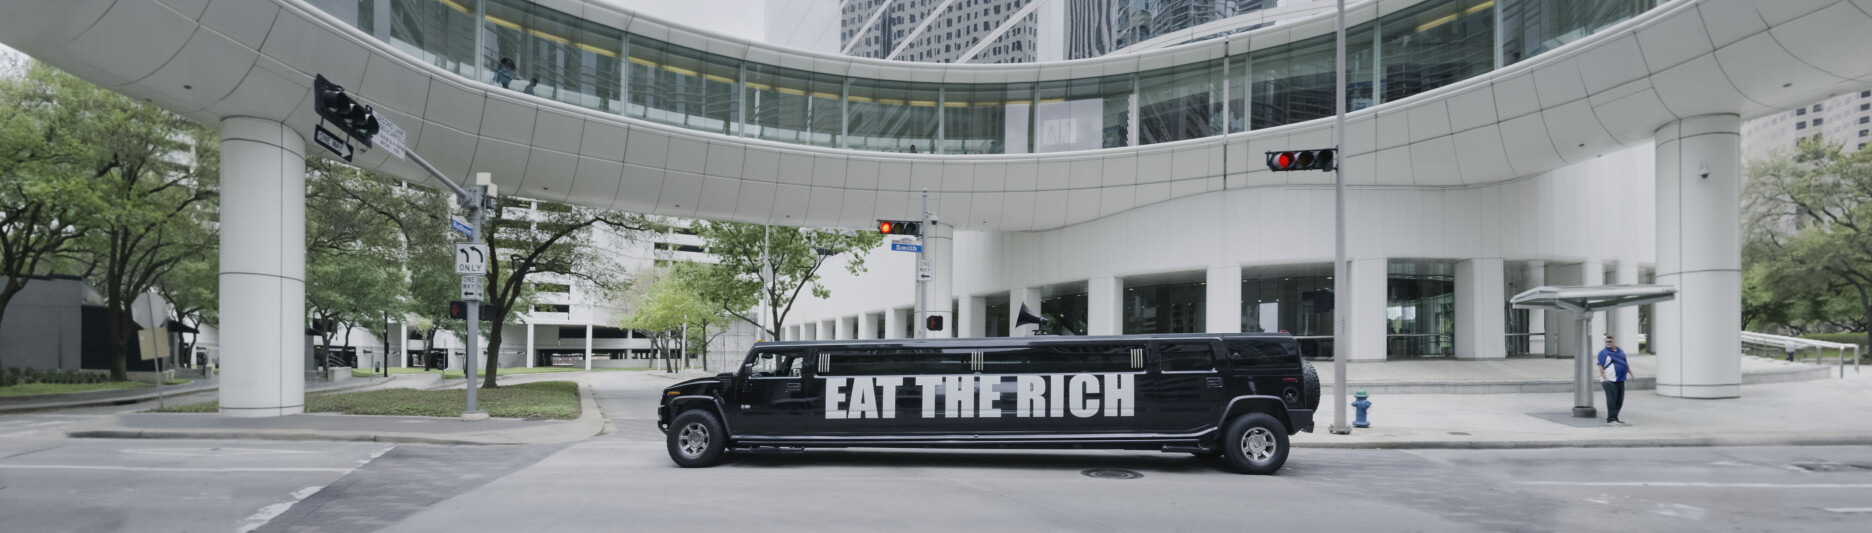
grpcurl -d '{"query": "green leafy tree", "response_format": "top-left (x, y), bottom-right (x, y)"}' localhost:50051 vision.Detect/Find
top-left (622, 262), bottom-right (730, 372)
top-left (304, 160), bottom-right (412, 363)
top-left (156, 251), bottom-right (216, 365)
top-left (684, 222), bottom-right (883, 340)
top-left (1743, 137), bottom-right (1872, 344)
top-left (57, 72), bottom-right (218, 380)
top-left (0, 60), bottom-right (92, 370)
top-left (478, 198), bottom-right (655, 387)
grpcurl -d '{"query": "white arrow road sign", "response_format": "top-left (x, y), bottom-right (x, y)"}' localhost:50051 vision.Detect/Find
top-left (456, 243), bottom-right (489, 274)
top-left (460, 274), bottom-right (484, 300)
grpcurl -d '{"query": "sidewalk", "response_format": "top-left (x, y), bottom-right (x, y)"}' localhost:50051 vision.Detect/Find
top-left (1293, 365), bottom-right (1872, 449)
top-left (1314, 353), bottom-right (1838, 394)
top-left (62, 377), bottom-right (605, 446)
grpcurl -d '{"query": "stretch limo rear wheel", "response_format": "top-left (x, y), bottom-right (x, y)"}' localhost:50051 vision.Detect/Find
top-left (667, 410), bottom-right (726, 467)
top-left (1222, 413), bottom-right (1289, 475)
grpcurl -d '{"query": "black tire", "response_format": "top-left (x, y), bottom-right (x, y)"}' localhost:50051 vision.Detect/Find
top-left (1301, 360), bottom-right (1321, 410)
top-left (666, 409), bottom-right (727, 468)
top-left (1221, 413), bottom-right (1290, 475)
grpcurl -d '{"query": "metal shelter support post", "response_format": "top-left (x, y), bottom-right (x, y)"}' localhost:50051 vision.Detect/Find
top-left (1573, 310), bottom-right (1595, 418)
top-left (1511, 285), bottom-right (1677, 419)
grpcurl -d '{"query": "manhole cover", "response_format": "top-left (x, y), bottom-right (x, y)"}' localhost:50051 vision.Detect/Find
top-left (1082, 469), bottom-right (1143, 480)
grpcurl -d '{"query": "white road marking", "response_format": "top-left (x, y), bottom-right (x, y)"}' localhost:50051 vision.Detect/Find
top-left (1824, 507), bottom-right (1872, 513)
top-left (1519, 481), bottom-right (1872, 489)
top-left (0, 464), bottom-right (354, 473)
top-left (236, 485), bottom-right (325, 533)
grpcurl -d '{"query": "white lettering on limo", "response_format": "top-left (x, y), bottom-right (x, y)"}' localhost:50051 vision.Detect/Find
top-left (824, 374), bottom-right (1136, 420)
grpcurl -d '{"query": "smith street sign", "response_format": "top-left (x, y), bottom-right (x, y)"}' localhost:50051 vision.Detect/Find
top-left (891, 243), bottom-right (922, 253)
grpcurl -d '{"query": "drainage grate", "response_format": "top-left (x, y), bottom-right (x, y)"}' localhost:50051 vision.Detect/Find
top-left (1082, 469), bottom-right (1143, 480)
top-left (1791, 463), bottom-right (1872, 472)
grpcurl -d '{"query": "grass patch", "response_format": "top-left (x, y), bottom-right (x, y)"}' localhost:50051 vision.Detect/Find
top-left (166, 379), bottom-right (191, 386)
top-left (0, 380), bottom-right (151, 397)
top-left (149, 380), bottom-right (581, 419)
top-left (438, 366), bottom-right (639, 379)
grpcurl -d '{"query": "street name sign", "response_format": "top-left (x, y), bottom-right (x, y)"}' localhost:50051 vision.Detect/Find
top-left (373, 110), bottom-right (407, 160)
top-left (313, 125), bottom-right (352, 162)
top-left (460, 274), bottom-right (484, 300)
top-left (450, 216), bottom-right (474, 238)
top-left (891, 243), bottom-right (922, 253)
top-left (456, 243), bottom-right (489, 274)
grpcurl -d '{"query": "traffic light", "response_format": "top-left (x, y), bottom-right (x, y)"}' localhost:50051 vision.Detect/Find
top-left (447, 301), bottom-right (500, 320)
top-left (878, 219), bottom-right (922, 236)
top-left (1265, 148), bottom-right (1335, 172)
top-left (313, 74), bottom-right (379, 145)
top-left (925, 315), bottom-right (945, 332)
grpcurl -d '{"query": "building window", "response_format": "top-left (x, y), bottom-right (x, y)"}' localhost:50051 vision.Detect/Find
top-left (534, 304), bottom-right (571, 313)
top-left (1861, 129), bottom-right (1869, 138)
top-left (1862, 116), bottom-right (1871, 124)
top-left (1862, 103), bottom-right (1870, 111)
top-left (1123, 281), bottom-right (1205, 334)
top-left (1796, 121), bottom-right (1806, 129)
top-left (1814, 118), bottom-right (1824, 126)
top-left (1797, 108), bottom-right (1806, 116)
top-left (532, 283), bottom-right (571, 294)
top-left (1863, 90), bottom-right (1870, 98)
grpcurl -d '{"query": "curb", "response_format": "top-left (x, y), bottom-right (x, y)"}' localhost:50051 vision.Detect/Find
top-left (1292, 434), bottom-right (1872, 450)
top-left (65, 377), bottom-right (606, 446)
top-left (0, 382), bottom-right (221, 414)
top-left (1320, 365), bottom-right (1835, 395)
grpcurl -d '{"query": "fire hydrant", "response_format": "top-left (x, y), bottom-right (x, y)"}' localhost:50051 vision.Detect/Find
top-left (1351, 389), bottom-right (1372, 428)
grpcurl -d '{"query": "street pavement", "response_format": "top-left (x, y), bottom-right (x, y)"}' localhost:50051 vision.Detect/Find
top-left (1, 367), bottom-right (1869, 531)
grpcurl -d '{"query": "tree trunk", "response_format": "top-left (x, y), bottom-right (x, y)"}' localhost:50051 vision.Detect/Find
top-left (106, 304), bottom-right (131, 381)
top-left (483, 320), bottom-right (504, 389)
top-left (423, 327), bottom-right (438, 370)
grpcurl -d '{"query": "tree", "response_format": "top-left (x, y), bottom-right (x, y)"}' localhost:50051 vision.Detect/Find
top-left (304, 160), bottom-right (411, 365)
top-left (683, 222), bottom-right (883, 340)
top-left (622, 262), bottom-right (731, 372)
top-left (478, 198), bottom-right (655, 388)
top-left (156, 251), bottom-right (216, 366)
top-left (1743, 136), bottom-right (1872, 346)
top-left (0, 60), bottom-right (91, 370)
top-left (58, 71), bottom-right (217, 381)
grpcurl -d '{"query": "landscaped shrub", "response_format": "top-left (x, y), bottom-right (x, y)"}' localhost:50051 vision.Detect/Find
top-left (2, 367), bottom-right (110, 387)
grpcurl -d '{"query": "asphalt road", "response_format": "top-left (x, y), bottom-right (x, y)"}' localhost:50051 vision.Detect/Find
top-left (1, 371), bottom-right (1867, 532)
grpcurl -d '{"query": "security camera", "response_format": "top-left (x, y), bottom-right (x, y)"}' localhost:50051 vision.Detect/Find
top-left (1698, 163), bottom-right (1709, 179)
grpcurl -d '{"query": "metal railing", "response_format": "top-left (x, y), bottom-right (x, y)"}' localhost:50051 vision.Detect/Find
top-left (1740, 331), bottom-right (1860, 378)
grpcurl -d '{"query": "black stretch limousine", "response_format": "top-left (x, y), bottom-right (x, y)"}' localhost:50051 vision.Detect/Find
top-left (656, 333), bottom-right (1319, 474)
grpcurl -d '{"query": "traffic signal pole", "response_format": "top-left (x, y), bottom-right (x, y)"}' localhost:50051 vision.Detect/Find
top-left (408, 151), bottom-right (488, 419)
top-left (1330, 0), bottom-right (1351, 435)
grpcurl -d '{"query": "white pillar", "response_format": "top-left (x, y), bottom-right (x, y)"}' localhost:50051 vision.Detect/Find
top-left (884, 308), bottom-right (905, 339)
top-left (833, 315), bottom-right (850, 340)
top-left (1088, 277), bottom-right (1122, 335)
top-left (1527, 260), bottom-right (1547, 355)
top-left (584, 324), bottom-right (593, 371)
top-left (921, 224), bottom-right (955, 338)
top-left (1655, 114), bottom-right (1741, 398)
top-left (1010, 287), bottom-right (1041, 336)
top-left (398, 323), bottom-right (408, 368)
top-left (1455, 258), bottom-right (1507, 359)
top-left (958, 297), bottom-right (986, 337)
top-left (1611, 261), bottom-right (1641, 348)
top-left (1206, 265), bottom-right (1242, 334)
top-left (524, 322), bottom-right (535, 368)
top-left (1345, 258), bottom-right (1388, 361)
top-left (218, 117), bottom-right (306, 418)
top-left (857, 311), bottom-right (878, 340)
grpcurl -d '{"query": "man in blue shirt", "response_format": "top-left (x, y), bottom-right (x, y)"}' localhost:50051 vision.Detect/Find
top-left (1597, 335), bottom-right (1630, 425)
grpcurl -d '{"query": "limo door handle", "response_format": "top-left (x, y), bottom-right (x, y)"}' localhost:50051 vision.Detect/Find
top-left (786, 382), bottom-right (801, 392)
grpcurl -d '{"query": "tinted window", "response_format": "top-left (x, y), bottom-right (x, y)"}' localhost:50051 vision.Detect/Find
top-left (1158, 342), bottom-right (1218, 372)
top-left (747, 351), bottom-right (804, 378)
top-left (1227, 339), bottom-right (1299, 371)
top-left (819, 348), bottom-right (968, 376)
top-left (982, 343), bottom-right (1141, 374)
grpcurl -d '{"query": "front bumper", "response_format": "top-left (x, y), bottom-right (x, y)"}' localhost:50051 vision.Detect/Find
top-left (656, 403), bottom-right (670, 434)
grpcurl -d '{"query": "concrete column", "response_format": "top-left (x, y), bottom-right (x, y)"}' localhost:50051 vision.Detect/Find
top-left (218, 117), bottom-right (305, 418)
top-left (1010, 287), bottom-right (1041, 336)
top-left (884, 308), bottom-right (905, 339)
top-left (398, 323), bottom-right (408, 368)
top-left (1455, 258), bottom-right (1507, 359)
top-left (524, 322), bottom-right (534, 368)
top-left (1206, 265), bottom-right (1242, 334)
top-left (818, 320), bottom-right (833, 341)
top-left (1527, 260), bottom-right (1546, 355)
top-left (857, 311), bottom-right (878, 340)
top-left (921, 224), bottom-right (955, 338)
top-left (1345, 258), bottom-right (1388, 361)
top-left (1611, 261), bottom-right (1641, 349)
top-left (1088, 277), bottom-right (1122, 335)
top-left (959, 296), bottom-right (986, 338)
top-left (584, 324), bottom-right (593, 371)
top-left (835, 315), bottom-right (852, 340)
top-left (1655, 114), bottom-right (1742, 398)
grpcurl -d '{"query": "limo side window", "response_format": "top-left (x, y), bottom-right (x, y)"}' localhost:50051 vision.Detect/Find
top-left (1227, 339), bottom-right (1298, 371)
top-left (819, 349), bottom-right (967, 376)
top-left (1158, 342), bottom-right (1218, 372)
top-left (748, 351), bottom-right (803, 378)
top-left (982, 344), bottom-right (1142, 374)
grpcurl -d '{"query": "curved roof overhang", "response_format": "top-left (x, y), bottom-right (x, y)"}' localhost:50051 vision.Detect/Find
top-left (4, 0), bottom-right (1872, 232)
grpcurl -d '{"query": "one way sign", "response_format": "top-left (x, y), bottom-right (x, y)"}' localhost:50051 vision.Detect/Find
top-left (456, 243), bottom-right (489, 274)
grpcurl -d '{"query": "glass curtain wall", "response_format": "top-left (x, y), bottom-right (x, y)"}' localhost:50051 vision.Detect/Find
top-left (314, 0), bottom-right (1661, 158)
top-left (1387, 264), bottom-right (1456, 358)
top-left (985, 302), bottom-right (1010, 337)
top-left (1041, 293), bottom-right (1090, 336)
top-left (1123, 282), bottom-right (1206, 334)
top-left (1241, 274), bottom-right (1335, 357)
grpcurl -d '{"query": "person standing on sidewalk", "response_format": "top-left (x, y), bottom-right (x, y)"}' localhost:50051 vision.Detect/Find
top-left (1598, 335), bottom-right (1630, 426)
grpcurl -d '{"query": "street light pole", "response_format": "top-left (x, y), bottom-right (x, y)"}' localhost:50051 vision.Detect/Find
top-left (1329, 0), bottom-right (1352, 435)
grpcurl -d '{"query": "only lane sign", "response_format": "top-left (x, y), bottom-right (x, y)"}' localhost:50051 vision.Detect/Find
top-left (456, 243), bottom-right (489, 274)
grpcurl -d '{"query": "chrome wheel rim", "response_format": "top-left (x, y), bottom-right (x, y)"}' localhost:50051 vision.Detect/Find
top-left (678, 422), bottom-right (710, 458)
top-left (1240, 427), bottom-right (1276, 463)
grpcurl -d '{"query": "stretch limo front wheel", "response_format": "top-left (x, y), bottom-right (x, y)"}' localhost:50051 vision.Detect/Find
top-left (667, 410), bottom-right (727, 468)
top-left (1222, 413), bottom-right (1290, 475)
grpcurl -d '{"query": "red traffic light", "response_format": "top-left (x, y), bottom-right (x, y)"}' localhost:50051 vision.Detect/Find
top-left (879, 220), bottom-right (894, 234)
top-left (877, 219), bottom-right (921, 236)
top-left (1265, 149), bottom-right (1336, 172)
top-left (925, 315), bottom-right (945, 332)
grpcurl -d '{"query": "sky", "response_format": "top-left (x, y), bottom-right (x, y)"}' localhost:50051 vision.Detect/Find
top-left (598, 0), bottom-right (766, 41)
